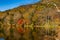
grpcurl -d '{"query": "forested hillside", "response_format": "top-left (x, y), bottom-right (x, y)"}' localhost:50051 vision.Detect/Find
top-left (0, 0), bottom-right (60, 40)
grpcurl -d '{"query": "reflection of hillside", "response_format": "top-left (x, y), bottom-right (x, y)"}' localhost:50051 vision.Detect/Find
top-left (0, 0), bottom-right (60, 40)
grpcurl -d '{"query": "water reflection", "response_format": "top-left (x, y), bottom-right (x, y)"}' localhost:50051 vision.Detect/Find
top-left (0, 38), bottom-right (4, 40)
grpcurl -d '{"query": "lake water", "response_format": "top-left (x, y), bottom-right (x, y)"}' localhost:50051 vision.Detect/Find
top-left (0, 38), bottom-right (4, 40)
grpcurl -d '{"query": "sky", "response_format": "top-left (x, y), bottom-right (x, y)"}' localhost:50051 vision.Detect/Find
top-left (0, 0), bottom-right (40, 11)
